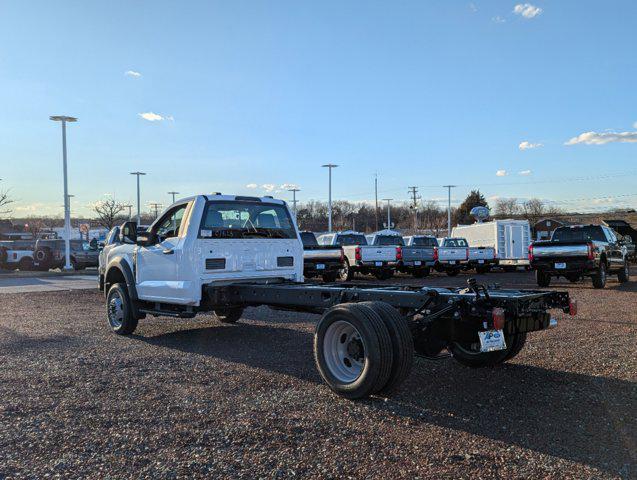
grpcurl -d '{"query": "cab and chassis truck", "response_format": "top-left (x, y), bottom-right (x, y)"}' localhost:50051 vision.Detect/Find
top-left (100, 194), bottom-right (575, 400)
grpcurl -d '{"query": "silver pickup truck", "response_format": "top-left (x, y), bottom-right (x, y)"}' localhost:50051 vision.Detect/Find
top-left (401, 235), bottom-right (438, 278)
top-left (317, 231), bottom-right (398, 281)
top-left (435, 237), bottom-right (470, 276)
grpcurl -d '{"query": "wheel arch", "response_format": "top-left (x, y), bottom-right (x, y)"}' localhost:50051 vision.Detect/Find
top-left (104, 257), bottom-right (138, 302)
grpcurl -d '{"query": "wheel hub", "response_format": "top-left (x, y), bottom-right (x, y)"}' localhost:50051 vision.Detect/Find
top-left (323, 320), bottom-right (365, 383)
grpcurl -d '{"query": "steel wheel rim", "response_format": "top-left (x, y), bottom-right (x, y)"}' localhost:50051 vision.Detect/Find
top-left (339, 263), bottom-right (349, 280)
top-left (323, 320), bottom-right (365, 383)
top-left (108, 291), bottom-right (124, 328)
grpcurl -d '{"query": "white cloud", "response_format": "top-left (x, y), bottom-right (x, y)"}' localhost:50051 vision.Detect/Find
top-left (262, 184), bottom-right (276, 192)
top-left (496, 170), bottom-right (508, 177)
top-left (519, 170), bottom-right (532, 176)
top-left (138, 112), bottom-right (174, 122)
top-left (492, 16), bottom-right (506, 23)
top-left (245, 183), bottom-right (258, 189)
top-left (519, 141), bottom-right (543, 150)
top-left (125, 70), bottom-right (142, 78)
top-left (633, 121), bottom-right (637, 129)
top-left (565, 131), bottom-right (637, 146)
top-left (513, 3), bottom-right (542, 19)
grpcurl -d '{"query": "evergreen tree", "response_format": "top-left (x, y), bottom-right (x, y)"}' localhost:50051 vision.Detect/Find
top-left (454, 190), bottom-right (489, 226)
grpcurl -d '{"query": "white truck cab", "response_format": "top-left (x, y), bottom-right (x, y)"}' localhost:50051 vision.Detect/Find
top-left (101, 194), bottom-right (303, 308)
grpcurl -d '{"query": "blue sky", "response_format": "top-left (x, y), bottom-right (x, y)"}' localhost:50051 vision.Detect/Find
top-left (1, 0), bottom-right (636, 217)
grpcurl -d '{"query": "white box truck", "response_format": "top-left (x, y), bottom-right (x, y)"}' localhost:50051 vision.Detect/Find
top-left (452, 220), bottom-right (531, 270)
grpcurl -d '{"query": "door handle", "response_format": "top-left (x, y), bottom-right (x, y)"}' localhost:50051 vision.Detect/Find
top-left (163, 248), bottom-right (174, 255)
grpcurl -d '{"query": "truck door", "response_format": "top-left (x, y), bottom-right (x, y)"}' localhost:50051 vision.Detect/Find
top-left (505, 224), bottom-right (524, 260)
top-left (136, 202), bottom-right (191, 303)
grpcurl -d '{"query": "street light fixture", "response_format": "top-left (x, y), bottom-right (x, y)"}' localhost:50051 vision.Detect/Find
top-left (168, 191), bottom-right (180, 204)
top-left (321, 164), bottom-right (338, 232)
top-left (50, 115), bottom-right (77, 270)
top-left (130, 172), bottom-right (146, 224)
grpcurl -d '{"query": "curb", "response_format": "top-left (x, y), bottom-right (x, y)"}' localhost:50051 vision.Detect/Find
top-left (0, 269), bottom-right (98, 280)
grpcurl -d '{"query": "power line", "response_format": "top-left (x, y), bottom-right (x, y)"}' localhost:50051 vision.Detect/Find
top-left (408, 186), bottom-right (420, 230)
top-left (288, 187), bottom-right (300, 217)
top-left (148, 202), bottom-right (163, 219)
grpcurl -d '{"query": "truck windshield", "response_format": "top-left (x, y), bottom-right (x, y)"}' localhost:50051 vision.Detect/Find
top-left (552, 226), bottom-right (606, 242)
top-left (336, 234), bottom-right (368, 246)
top-left (411, 237), bottom-right (438, 247)
top-left (444, 238), bottom-right (468, 247)
top-left (375, 235), bottom-right (404, 246)
top-left (200, 201), bottom-right (297, 239)
top-left (300, 232), bottom-right (318, 246)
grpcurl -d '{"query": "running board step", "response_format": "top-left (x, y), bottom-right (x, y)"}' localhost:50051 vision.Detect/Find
top-left (138, 308), bottom-right (196, 319)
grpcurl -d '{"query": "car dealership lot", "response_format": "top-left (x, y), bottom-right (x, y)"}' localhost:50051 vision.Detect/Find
top-left (0, 270), bottom-right (635, 478)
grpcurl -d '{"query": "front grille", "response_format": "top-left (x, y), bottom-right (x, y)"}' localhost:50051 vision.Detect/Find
top-left (277, 256), bottom-right (294, 267)
top-left (205, 258), bottom-right (226, 270)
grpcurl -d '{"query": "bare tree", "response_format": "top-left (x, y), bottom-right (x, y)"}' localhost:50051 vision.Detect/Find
top-left (520, 198), bottom-right (546, 226)
top-left (25, 218), bottom-right (48, 238)
top-left (494, 198), bottom-right (520, 218)
top-left (0, 189), bottom-right (14, 217)
top-left (92, 198), bottom-right (126, 230)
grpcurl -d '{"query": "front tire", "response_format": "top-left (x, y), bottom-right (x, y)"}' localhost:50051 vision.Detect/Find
top-left (213, 307), bottom-right (244, 323)
top-left (591, 262), bottom-right (607, 289)
top-left (314, 303), bottom-right (393, 399)
top-left (617, 260), bottom-right (630, 283)
top-left (106, 283), bottom-right (138, 335)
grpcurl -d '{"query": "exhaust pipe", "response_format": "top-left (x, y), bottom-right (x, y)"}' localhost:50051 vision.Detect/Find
top-left (549, 318), bottom-right (558, 329)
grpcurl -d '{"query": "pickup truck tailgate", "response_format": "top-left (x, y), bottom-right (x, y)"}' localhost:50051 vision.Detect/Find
top-left (402, 247), bottom-right (435, 263)
top-left (360, 246), bottom-right (397, 262)
top-left (438, 247), bottom-right (468, 262)
top-left (469, 247), bottom-right (495, 261)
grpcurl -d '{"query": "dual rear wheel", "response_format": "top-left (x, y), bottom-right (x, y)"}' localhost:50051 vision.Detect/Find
top-left (314, 302), bottom-right (413, 399)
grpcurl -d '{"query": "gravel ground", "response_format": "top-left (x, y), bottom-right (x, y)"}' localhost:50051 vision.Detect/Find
top-left (0, 269), bottom-right (635, 479)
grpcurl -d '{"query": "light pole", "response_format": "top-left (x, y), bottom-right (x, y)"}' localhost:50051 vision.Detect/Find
top-left (168, 191), bottom-right (179, 204)
top-left (321, 164), bottom-right (338, 232)
top-left (130, 172), bottom-right (146, 224)
top-left (50, 115), bottom-right (77, 270)
top-left (382, 198), bottom-right (393, 229)
top-left (443, 185), bottom-right (456, 237)
top-left (288, 187), bottom-right (300, 217)
top-left (123, 204), bottom-right (133, 220)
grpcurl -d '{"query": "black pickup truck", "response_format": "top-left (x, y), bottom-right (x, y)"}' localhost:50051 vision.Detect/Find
top-left (300, 231), bottom-right (344, 282)
top-left (529, 224), bottom-right (630, 288)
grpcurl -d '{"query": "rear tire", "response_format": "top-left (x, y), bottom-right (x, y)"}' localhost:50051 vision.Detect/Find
top-left (449, 331), bottom-right (524, 368)
top-left (18, 257), bottom-right (34, 271)
top-left (213, 307), bottom-right (244, 323)
top-left (374, 269), bottom-right (393, 281)
top-left (339, 259), bottom-right (353, 282)
top-left (361, 302), bottom-right (414, 395)
top-left (536, 270), bottom-right (551, 287)
top-left (314, 303), bottom-right (393, 399)
top-left (106, 283), bottom-right (138, 335)
top-left (321, 271), bottom-right (339, 283)
top-left (591, 262), bottom-right (607, 289)
top-left (475, 266), bottom-right (490, 274)
top-left (412, 267), bottom-right (430, 278)
top-left (617, 260), bottom-right (630, 283)
top-left (446, 268), bottom-right (460, 277)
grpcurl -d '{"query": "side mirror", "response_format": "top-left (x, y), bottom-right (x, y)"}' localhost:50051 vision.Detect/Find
top-left (119, 221), bottom-right (138, 245)
top-left (136, 231), bottom-right (157, 247)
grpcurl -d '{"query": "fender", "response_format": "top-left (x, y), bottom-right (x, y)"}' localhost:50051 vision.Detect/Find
top-left (104, 255), bottom-right (139, 302)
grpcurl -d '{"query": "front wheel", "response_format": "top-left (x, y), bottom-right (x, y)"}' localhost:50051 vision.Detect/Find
top-left (106, 283), bottom-right (138, 335)
top-left (617, 260), bottom-right (630, 283)
top-left (213, 307), bottom-right (244, 323)
top-left (449, 332), bottom-right (526, 368)
top-left (591, 262), bottom-right (607, 289)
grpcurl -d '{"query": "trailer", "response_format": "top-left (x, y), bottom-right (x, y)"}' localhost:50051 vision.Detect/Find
top-left (452, 220), bottom-right (532, 270)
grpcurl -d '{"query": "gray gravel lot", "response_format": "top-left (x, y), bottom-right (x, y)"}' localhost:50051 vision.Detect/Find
top-left (0, 269), bottom-right (635, 479)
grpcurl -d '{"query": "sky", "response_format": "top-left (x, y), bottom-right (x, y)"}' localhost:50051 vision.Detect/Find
top-left (1, 0), bottom-right (636, 218)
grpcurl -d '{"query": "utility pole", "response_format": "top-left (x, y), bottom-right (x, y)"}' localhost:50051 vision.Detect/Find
top-left (382, 198), bottom-right (393, 229)
top-left (321, 164), bottom-right (338, 232)
top-left (443, 185), bottom-right (456, 237)
top-left (288, 187), bottom-right (300, 217)
top-left (149, 202), bottom-right (162, 219)
top-left (374, 173), bottom-right (379, 231)
top-left (408, 186), bottom-right (420, 232)
top-left (168, 191), bottom-right (179, 204)
top-left (123, 204), bottom-right (133, 220)
top-left (130, 172), bottom-right (146, 225)
top-left (50, 115), bottom-right (77, 270)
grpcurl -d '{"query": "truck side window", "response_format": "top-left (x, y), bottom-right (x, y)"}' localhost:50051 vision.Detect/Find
top-left (155, 204), bottom-right (188, 240)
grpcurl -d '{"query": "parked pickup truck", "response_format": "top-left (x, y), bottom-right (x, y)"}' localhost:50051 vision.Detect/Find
top-left (33, 238), bottom-right (99, 271)
top-left (435, 238), bottom-right (470, 276)
top-left (466, 246), bottom-right (497, 274)
top-left (317, 230), bottom-right (398, 281)
top-left (401, 235), bottom-right (438, 278)
top-left (99, 193), bottom-right (575, 400)
top-left (300, 231), bottom-right (344, 282)
top-left (529, 224), bottom-right (630, 289)
top-left (603, 219), bottom-right (637, 262)
top-left (0, 240), bottom-right (35, 271)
